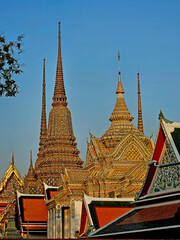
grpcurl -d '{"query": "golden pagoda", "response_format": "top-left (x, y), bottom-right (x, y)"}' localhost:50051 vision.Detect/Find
top-left (35, 22), bottom-right (83, 186)
top-left (84, 52), bottom-right (154, 198)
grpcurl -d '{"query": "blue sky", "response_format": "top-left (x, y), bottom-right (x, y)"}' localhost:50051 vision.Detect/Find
top-left (0, 0), bottom-right (180, 177)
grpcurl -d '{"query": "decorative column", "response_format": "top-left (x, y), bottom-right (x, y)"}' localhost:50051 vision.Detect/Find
top-left (47, 210), bottom-right (49, 239)
top-left (56, 205), bottom-right (62, 239)
top-left (53, 207), bottom-right (56, 239)
top-left (50, 209), bottom-right (53, 239)
top-left (70, 200), bottom-right (75, 238)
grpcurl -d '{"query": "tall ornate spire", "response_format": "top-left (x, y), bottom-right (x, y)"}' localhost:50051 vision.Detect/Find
top-left (35, 22), bottom-right (83, 186)
top-left (39, 59), bottom-right (47, 146)
top-left (137, 73), bottom-right (144, 134)
top-left (52, 21), bottom-right (67, 107)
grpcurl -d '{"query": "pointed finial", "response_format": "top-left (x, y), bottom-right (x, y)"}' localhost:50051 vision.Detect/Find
top-left (116, 51), bottom-right (124, 94)
top-left (137, 73), bottom-right (144, 134)
top-left (11, 152), bottom-right (14, 165)
top-left (30, 150), bottom-right (33, 167)
top-left (89, 129), bottom-right (95, 139)
top-left (158, 110), bottom-right (173, 123)
top-left (150, 131), bottom-right (153, 139)
top-left (58, 22), bottom-right (61, 53)
top-left (118, 50), bottom-right (121, 82)
top-left (137, 73), bottom-right (140, 94)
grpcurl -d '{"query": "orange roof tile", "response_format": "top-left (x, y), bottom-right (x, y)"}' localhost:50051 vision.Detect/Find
top-left (49, 190), bottom-right (58, 199)
top-left (118, 203), bottom-right (180, 226)
top-left (22, 198), bottom-right (47, 222)
top-left (95, 206), bottom-right (133, 228)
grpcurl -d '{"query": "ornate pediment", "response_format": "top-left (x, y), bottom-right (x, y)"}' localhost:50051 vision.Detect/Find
top-left (0, 156), bottom-right (23, 195)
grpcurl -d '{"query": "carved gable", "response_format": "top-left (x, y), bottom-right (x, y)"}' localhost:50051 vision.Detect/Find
top-left (0, 173), bottom-right (23, 198)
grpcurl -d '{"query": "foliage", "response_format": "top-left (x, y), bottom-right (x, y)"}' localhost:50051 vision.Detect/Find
top-left (0, 34), bottom-right (23, 97)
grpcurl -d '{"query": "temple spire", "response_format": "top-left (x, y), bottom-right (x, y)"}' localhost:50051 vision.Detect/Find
top-left (11, 152), bottom-right (14, 165)
top-left (52, 22), bottom-right (67, 107)
top-left (30, 150), bottom-right (33, 167)
top-left (39, 59), bottom-right (47, 146)
top-left (26, 150), bottom-right (36, 181)
top-left (116, 51), bottom-right (124, 94)
top-left (137, 73), bottom-right (144, 134)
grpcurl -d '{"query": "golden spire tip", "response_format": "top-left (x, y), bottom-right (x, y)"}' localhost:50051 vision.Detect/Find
top-left (118, 51), bottom-right (121, 82)
top-left (11, 152), bottom-right (14, 165)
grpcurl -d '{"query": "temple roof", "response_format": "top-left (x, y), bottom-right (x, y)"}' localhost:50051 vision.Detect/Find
top-left (17, 191), bottom-right (47, 233)
top-left (89, 200), bottom-right (180, 238)
top-left (81, 194), bottom-right (134, 235)
top-left (0, 154), bottom-right (23, 192)
top-left (89, 112), bottom-right (180, 239)
top-left (138, 111), bottom-right (180, 199)
top-left (44, 183), bottom-right (58, 200)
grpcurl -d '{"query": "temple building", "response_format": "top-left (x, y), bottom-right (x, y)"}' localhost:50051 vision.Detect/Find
top-left (0, 154), bottom-right (23, 233)
top-left (43, 23), bottom-right (153, 238)
top-left (90, 112), bottom-right (180, 239)
top-left (0, 22), bottom-right (154, 238)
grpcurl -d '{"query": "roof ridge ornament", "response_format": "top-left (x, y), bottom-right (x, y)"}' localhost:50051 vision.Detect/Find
top-left (159, 110), bottom-right (173, 124)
